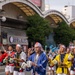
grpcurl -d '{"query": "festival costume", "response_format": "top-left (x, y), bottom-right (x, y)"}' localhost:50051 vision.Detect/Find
top-left (5, 51), bottom-right (15, 73)
top-left (70, 54), bottom-right (75, 74)
top-left (26, 52), bottom-right (48, 75)
top-left (13, 51), bottom-right (26, 75)
top-left (52, 53), bottom-right (68, 75)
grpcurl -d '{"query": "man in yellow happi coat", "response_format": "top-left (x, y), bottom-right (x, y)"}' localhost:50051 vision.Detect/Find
top-left (51, 45), bottom-right (69, 75)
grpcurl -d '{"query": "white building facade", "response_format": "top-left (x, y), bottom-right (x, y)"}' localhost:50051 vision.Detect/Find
top-left (62, 5), bottom-right (75, 21)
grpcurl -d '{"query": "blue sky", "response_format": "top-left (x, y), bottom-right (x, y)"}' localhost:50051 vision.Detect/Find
top-left (45, 0), bottom-right (75, 11)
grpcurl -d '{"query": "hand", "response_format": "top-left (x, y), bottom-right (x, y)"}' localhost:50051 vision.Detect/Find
top-left (8, 54), bottom-right (11, 56)
top-left (48, 57), bottom-right (51, 61)
top-left (4, 50), bottom-right (7, 52)
top-left (5, 57), bottom-right (8, 59)
top-left (21, 62), bottom-right (27, 69)
top-left (58, 61), bottom-right (62, 65)
top-left (13, 58), bottom-right (17, 60)
top-left (31, 62), bottom-right (37, 67)
top-left (62, 63), bottom-right (67, 66)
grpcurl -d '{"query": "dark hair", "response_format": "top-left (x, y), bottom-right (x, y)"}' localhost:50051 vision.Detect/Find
top-left (1, 51), bottom-right (5, 54)
top-left (8, 45), bottom-right (13, 48)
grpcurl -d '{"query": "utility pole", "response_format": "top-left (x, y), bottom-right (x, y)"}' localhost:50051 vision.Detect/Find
top-left (41, 0), bottom-right (45, 11)
top-left (0, 16), bottom-right (6, 44)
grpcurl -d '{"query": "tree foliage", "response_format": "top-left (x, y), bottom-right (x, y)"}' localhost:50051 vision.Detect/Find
top-left (54, 21), bottom-right (75, 46)
top-left (26, 14), bottom-right (51, 46)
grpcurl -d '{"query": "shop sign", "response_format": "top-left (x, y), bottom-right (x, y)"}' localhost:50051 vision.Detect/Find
top-left (8, 35), bottom-right (28, 45)
top-left (2, 39), bottom-right (7, 45)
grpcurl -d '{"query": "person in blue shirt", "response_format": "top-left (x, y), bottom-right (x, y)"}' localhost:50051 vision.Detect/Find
top-left (26, 42), bottom-right (48, 75)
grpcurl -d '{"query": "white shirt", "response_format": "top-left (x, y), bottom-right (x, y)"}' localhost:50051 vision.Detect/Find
top-left (35, 54), bottom-right (39, 64)
top-left (19, 52), bottom-right (26, 65)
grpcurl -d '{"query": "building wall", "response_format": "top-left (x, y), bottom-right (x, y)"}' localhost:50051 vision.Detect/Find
top-left (45, 5), bottom-right (50, 11)
top-left (1, 3), bottom-right (27, 21)
top-left (62, 5), bottom-right (75, 20)
top-left (72, 6), bottom-right (75, 19)
top-left (41, 0), bottom-right (45, 11)
top-left (1, 26), bottom-right (28, 45)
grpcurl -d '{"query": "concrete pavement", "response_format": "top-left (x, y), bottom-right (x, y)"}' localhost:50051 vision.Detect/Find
top-left (0, 65), bottom-right (54, 75)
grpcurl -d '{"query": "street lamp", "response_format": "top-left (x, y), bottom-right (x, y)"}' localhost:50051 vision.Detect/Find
top-left (0, 16), bottom-right (6, 44)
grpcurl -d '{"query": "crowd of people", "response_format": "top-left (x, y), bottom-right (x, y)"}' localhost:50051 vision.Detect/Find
top-left (47, 42), bottom-right (75, 75)
top-left (0, 42), bottom-right (75, 75)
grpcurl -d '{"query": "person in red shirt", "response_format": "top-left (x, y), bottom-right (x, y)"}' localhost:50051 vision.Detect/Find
top-left (0, 50), bottom-right (7, 65)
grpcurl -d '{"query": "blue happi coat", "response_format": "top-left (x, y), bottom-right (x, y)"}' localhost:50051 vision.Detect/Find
top-left (26, 52), bottom-right (48, 75)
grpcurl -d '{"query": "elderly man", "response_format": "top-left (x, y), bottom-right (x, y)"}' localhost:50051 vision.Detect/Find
top-left (26, 42), bottom-right (48, 75)
top-left (13, 44), bottom-right (26, 75)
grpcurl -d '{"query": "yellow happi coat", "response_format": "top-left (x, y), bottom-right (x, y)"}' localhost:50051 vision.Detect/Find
top-left (65, 53), bottom-right (73, 69)
top-left (52, 54), bottom-right (69, 74)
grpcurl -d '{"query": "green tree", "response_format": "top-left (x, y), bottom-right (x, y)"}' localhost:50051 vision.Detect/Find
top-left (54, 21), bottom-right (75, 46)
top-left (26, 14), bottom-right (51, 46)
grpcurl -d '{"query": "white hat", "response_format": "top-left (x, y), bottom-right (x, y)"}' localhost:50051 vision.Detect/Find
top-left (16, 44), bottom-right (21, 48)
top-left (34, 42), bottom-right (42, 47)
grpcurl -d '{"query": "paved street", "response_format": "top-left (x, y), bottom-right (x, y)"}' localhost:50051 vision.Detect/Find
top-left (0, 71), bottom-right (31, 75)
top-left (0, 66), bottom-right (51, 75)
top-left (0, 66), bottom-right (45, 75)
top-left (0, 72), bottom-right (5, 75)
top-left (0, 66), bottom-right (5, 75)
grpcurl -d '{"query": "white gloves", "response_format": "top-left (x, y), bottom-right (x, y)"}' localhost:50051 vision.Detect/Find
top-left (21, 60), bottom-right (32, 69)
top-left (53, 60), bottom-right (57, 64)
top-left (9, 58), bottom-right (14, 63)
top-left (27, 61), bottom-right (32, 67)
top-left (49, 55), bottom-right (53, 60)
top-left (3, 58), bottom-right (7, 63)
top-left (21, 62), bottom-right (27, 69)
top-left (68, 55), bottom-right (72, 60)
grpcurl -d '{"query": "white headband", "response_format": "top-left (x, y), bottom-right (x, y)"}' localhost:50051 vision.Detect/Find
top-left (60, 45), bottom-right (65, 48)
top-left (34, 42), bottom-right (42, 47)
top-left (72, 46), bottom-right (75, 49)
top-left (16, 44), bottom-right (21, 48)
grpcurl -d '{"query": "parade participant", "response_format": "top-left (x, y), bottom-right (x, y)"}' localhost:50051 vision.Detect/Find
top-left (51, 45), bottom-right (69, 75)
top-left (69, 42), bottom-right (74, 48)
top-left (63, 47), bottom-right (72, 75)
top-left (5, 45), bottom-right (15, 75)
top-left (66, 47), bottom-right (72, 71)
top-left (48, 52), bottom-right (55, 75)
top-left (13, 44), bottom-right (26, 75)
top-left (0, 50), bottom-right (7, 65)
top-left (70, 46), bottom-right (75, 75)
top-left (28, 48), bottom-right (34, 58)
top-left (26, 42), bottom-right (48, 75)
top-left (55, 50), bottom-right (61, 71)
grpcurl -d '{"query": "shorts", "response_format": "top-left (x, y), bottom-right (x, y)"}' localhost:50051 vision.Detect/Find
top-left (70, 70), bottom-right (75, 74)
top-left (13, 71), bottom-right (25, 75)
top-left (57, 74), bottom-right (67, 75)
top-left (5, 65), bottom-right (14, 73)
top-left (48, 66), bottom-right (54, 70)
top-left (68, 68), bottom-right (71, 71)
